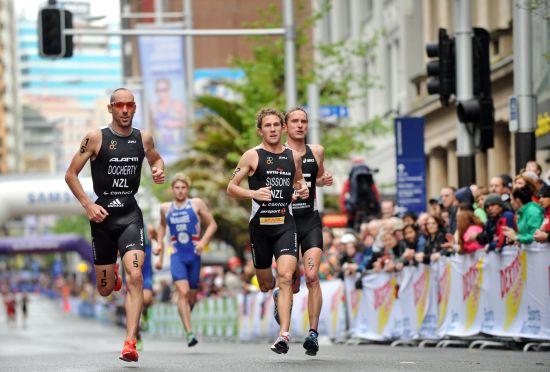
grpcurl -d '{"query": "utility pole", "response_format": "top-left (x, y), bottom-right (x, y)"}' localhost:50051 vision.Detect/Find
top-left (184, 0), bottom-right (195, 125)
top-left (307, 83), bottom-right (323, 213)
top-left (454, 0), bottom-right (476, 187)
top-left (284, 0), bottom-right (297, 110)
top-left (513, 0), bottom-right (537, 172)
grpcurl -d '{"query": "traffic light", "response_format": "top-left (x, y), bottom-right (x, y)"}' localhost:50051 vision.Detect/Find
top-left (456, 28), bottom-right (494, 151)
top-left (425, 28), bottom-right (456, 106)
top-left (38, 7), bottom-right (73, 58)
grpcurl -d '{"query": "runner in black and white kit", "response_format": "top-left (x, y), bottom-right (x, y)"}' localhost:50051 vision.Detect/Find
top-left (65, 88), bottom-right (164, 363)
top-left (285, 107), bottom-right (333, 356)
top-left (227, 108), bottom-right (308, 354)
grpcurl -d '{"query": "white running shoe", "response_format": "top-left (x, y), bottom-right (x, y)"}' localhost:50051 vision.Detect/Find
top-left (270, 332), bottom-right (290, 354)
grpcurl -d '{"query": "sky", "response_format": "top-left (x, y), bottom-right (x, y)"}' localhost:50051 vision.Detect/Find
top-left (15, 0), bottom-right (121, 23)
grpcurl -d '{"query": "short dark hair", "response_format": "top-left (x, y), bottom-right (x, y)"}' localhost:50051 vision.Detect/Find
top-left (256, 108), bottom-right (284, 128)
top-left (284, 107), bottom-right (308, 123)
top-left (511, 184), bottom-right (535, 205)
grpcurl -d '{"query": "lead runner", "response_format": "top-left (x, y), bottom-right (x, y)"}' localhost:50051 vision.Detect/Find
top-left (65, 87), bottom-right (165, 362)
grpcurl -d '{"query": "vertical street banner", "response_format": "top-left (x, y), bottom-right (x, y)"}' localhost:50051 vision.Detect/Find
top-left (138, 33), bottom-right (187, 165)
top-left (394, 117), bottom-right (427, 214)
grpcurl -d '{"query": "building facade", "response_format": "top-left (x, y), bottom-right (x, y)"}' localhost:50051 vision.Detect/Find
top-left (17, 3), bottom-right (123, 173)
top-left (314, 0), bottom-right (550, 201)
top-left (0, 0), bottom-right (23, 174)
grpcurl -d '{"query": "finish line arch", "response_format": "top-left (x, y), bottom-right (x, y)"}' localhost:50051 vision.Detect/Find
top-left (0, 174), bottom-right (95, 225)
top-left (0, 233), bottom-right (93, 263)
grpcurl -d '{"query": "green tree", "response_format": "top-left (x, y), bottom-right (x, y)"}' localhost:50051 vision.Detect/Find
top-left (157, 1), bottom-right (387, 254)
top-left (52, 215), bottom-right (91, 241)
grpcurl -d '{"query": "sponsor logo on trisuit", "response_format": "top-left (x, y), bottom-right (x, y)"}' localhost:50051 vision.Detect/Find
top-left (107, 198), bottom-right (124, 208)
top-left (259, 216), bottom-right (285, 225)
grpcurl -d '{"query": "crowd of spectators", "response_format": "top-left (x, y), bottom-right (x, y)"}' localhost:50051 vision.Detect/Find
top-left (306, 160), bottom-right (549, 285)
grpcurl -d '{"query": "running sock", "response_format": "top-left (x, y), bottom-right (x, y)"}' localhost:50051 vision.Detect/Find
top-left (309, 329), bottom-right (318, 337)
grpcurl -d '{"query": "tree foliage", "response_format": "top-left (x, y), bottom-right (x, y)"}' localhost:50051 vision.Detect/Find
top-left (152, 1), bottom-right (388, 254)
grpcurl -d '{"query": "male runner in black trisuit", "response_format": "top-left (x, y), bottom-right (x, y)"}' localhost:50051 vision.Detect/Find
top-left (284, 107), bottom-right (333, 356)
top-left (227, 108), bottom-right (308, 354)
top-left (65, 88), bottom-right (164, 362)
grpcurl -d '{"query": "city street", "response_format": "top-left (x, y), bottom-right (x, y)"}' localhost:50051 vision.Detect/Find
top-left (0, 294), bottom-right (548, 372)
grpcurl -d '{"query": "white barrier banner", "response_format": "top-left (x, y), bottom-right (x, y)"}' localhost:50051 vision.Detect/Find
top-left (344, 275), bottom-right (362, 336)
top-left (418, 261), bottom-right (439, 339)
top-left (290, 279), bottom-right (347, 338)
top-left (238, 291), bottom-right (277, 340)
top-left (446, 250), bottom-right (488, 337)
top-left (238, 281), bottom-right (347, 340)
top-left (346, 245), bottom-right (550, 341)
top-left (396, 264), bottom-right (431, 339)
top-left (501, 243), bottom-right (550, 339)
top-left (353, 272), bottom-right (399, 340)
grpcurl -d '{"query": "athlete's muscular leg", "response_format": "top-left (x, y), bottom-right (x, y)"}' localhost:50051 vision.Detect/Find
top-left (175, 280), bottom-right (193, 333)
top-left (94, 263), bottom-right (117, 296)
top-left (275, 255), bottom-right (298, 334)
top-left (143, 289), bottom-right (153, 307)
top-left (303, 247), bottom-right (323, 330)
top-left (291, 265), bottom-right (301, 294)
top-left (256, 267), bottom-right (276, 293)
top-left (123, 250), bottom-right (145, 341)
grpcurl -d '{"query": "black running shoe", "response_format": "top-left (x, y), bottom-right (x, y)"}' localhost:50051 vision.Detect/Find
top-left (187, 333), bottom-right (198, 347)
top-left (303, 331), bottom-right (319, 356)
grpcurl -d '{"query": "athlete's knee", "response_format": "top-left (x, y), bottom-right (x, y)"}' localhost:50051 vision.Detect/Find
top-left (305, 271), bottom-right (320, 288)
top-left (277, 270), bottom-right (294, 287)
top-left (259, 280), bottom-right (274, 292)
top-left (178, 287), bottom-right (190, 299)
top-left (126, 269), bottom-right (143, 289)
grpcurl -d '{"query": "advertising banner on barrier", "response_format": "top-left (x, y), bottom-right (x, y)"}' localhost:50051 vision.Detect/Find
top-left (419, 261), bottom-right (439, 339)
top-left (446, 250), bottom-right (487, 337)
top-left (344, 275), bottom-right (362, 336)
top-left (501, 243), bottom-right (550, 339)
top-left (353, 272), bottom-right (399, 340)
top-left (346, 245), bottom-right (550, 341)
top-left (397, 264), bottom-right (431, 339)
top-left (146, 245), bottom-right (549, 342)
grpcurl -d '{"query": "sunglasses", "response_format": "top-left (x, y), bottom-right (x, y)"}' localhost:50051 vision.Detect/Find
top-left (111, 101), bottom-right (136, 110)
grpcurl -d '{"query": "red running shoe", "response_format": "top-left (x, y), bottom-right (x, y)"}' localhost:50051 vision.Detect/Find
top-left (114, 263), bottom-right (122, 292)
top-left (119, 339), bottom-right (139, 362)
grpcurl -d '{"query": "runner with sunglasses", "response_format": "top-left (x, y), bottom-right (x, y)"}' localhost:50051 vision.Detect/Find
top-left (65, 88), bottom-right (165, 363)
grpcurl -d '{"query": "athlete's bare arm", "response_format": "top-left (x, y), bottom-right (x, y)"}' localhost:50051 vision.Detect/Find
top-left (310, 144), bottom-right (333, 187)
top-left (291, 149), bottom-right (309, 200)
top-left (227, 149), bottom-right (270, 201)
top-left (192, 198), bottom-right (218, 255)
top-left (141, 130), bottom-right (165, 184)
top-left (65, 130), bottom-right (109, 223)
top-left (155, 203), bottom-right (169, 270)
